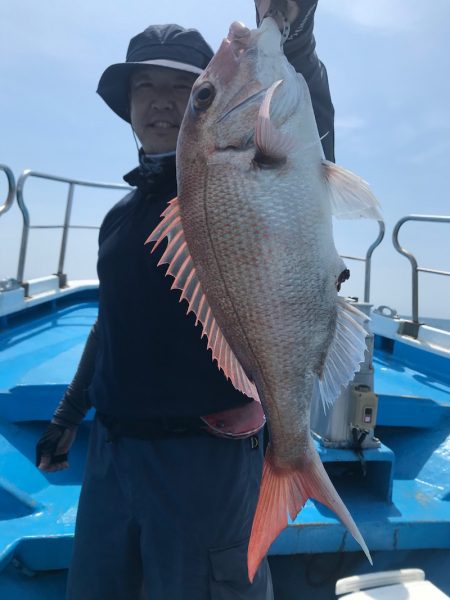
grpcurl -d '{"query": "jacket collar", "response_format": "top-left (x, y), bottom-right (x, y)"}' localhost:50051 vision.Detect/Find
top-left (123, 150), bottom-right (177, 197)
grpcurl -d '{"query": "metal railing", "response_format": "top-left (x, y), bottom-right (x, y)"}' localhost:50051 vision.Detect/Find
top-left (0, 164), bottom-right (16, 218)
top-left (393, 214), bottom-right (450, 328)
top-left (340, 220), bottom-right (385, 303)
top-left (16, 170), bottom-right (132, 288)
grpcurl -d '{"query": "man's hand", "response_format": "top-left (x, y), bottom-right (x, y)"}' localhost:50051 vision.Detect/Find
top-left (255, 0), bottom-right (300, 26)
top-left (36, 422), bottom-right (78, 472)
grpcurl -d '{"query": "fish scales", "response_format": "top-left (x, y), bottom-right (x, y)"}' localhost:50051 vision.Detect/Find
top-left (182, 161), bottom-right (336, 445)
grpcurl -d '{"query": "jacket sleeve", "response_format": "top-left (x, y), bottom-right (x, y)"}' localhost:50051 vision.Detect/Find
top-left (52, 321), bottom-right (98, 427)
top-left (256, 1), bottom-right (335, 162)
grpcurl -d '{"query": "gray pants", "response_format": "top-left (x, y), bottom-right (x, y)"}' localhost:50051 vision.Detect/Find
top-left (67, 415), bottom-right (273, 599)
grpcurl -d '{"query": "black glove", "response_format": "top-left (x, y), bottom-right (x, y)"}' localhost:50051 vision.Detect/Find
top-left (36, 422), bottom-right (77, 471)
top-left (255, 1), bottom-right (317, 34)
top-left (36, 321), bottom-right (98, 472)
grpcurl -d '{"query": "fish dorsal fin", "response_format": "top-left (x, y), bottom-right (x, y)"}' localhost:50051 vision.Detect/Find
top-left (146, 198), bottom-right (260, 403)
top-left (316, 298), bottom-right (368, 412)
top-left (322, 160), bottom-right (383, 220)
top-left (254, 80), bottom-right (296, 163)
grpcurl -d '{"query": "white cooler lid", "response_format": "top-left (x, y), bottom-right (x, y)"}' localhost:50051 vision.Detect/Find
top-left (339, 580), bottom-right (449, 599)
top-left (336, 569), bottom-right (449, 600)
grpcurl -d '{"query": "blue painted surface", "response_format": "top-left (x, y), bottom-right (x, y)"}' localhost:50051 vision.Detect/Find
top-left (0, 563), bottom-right (67, 600)
top-left (374, 334), bottom-right (450, 386)
top-left (0, 299), bottom-right (98, 422)
top-left (375, 352), bottom-right (450, 407)
top-left (2, 550), bottom-right (450, 600)
top-left (0, 419), bottom-right (91, 573)
top-left (317, 442), bottom-right (395, 503)
top-left (1, 291), bottom-right (450, 597)
top-left (374, 348), bottom-right (450, 428)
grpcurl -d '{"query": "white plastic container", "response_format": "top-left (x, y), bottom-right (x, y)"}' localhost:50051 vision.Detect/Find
top-left (335, 569), bottom-right (449, 599)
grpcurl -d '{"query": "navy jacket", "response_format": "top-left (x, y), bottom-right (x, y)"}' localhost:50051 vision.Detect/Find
top-left (89, 160), bottom-right (252, 418)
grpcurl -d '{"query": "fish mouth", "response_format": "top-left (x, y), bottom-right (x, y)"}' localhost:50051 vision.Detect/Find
top-left (226, 22), bottom-right (252, 58)
top-left (227, 21), bottom-right (251, 43)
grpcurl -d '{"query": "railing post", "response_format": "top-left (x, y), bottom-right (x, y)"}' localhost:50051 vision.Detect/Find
top-left (13, 169), bottom-right (132, 293)
top-left (340, 220), bottom-right (385, 304)
top-left (392, 217), bottom-right (420, 336)
top-left (0, 165), bottom-right (16, 218)
top-left (57, 183), bottom-right (75, 287)
top-left (16, 171), bottom-right (32, 287)
top-left (411, 262), bottom-right (419, 325)
top-left (364, 220), bottom-right (385, 303)
top-left (392, 214), bottom-right (450, 337)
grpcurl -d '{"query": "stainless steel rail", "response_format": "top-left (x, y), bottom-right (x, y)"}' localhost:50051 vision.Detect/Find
top-left (392, 214), bottom-right (450, 327)
top-left (0, 164), bottom-right (16, 218)
top-left (16, 170), bottom-right (132, 287)
top-left (340, 220), bottom-right (385, 303)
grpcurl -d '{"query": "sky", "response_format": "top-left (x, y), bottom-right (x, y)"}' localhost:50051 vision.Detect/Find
top-left (1, 1), bottom-right (450, 320)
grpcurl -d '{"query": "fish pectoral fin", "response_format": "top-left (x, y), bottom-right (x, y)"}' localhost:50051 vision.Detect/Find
top-left (254, 80), bottom-right (296, 166)
top-left (247, 447), bottom-right (372, 583)
top-left (316, 297), bottom-right (368, 412)
top-left (145, 197), bottom-right (260, 403)
top-left (322, 160), bottom-right (383, 220)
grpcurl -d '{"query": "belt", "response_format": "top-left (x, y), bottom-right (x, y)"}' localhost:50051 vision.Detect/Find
top-left (97, 412), bottom-right (206, 441)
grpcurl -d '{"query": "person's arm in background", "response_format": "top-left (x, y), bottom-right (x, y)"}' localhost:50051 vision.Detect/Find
top-left (36, 321), bottom-right (98, 472)
top-left (255, 0), bottom-right (335, 162)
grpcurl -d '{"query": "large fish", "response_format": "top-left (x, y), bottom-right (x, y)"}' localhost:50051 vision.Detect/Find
top-left (147, 17), bottom-right (381, 581)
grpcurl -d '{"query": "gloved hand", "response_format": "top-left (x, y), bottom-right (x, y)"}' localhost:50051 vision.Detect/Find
top-left (255, 1), bottom-right (320, 49)
top-left (255, 0), bottom-right (301, 28)
top-left (36, 321), bottom-right (98, 472)
top-left (36, 421), bottom-right (78, 472)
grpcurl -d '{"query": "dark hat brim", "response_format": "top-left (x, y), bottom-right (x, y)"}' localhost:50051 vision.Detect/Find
top-left (97, 60), bottom-right (203, 123)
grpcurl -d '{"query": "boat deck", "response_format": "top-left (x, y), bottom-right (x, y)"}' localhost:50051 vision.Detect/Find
top-left (1, 290), bottom-right (450, 597)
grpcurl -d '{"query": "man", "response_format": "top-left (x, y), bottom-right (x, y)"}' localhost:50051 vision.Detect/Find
top-left (36, 3), bottom-right (334, 598)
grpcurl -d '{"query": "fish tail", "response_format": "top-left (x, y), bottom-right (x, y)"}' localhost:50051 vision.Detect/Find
top-left (247, 446), bottom-right (372, 582)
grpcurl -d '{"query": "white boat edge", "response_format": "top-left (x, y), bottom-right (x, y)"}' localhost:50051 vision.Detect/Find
top-left (1, 277), bottom-right (449, 362)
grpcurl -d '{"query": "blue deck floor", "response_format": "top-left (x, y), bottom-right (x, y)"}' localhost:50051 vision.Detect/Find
top-left (1, 293), bottom-right (450, 597)
top-left (2, 549), bottom-right (450, 600)
top-left (375, 355), bottom-right (450, 407)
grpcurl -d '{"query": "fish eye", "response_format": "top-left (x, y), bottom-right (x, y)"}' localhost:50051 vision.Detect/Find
top-left (193, 82), bottom-right (215, 110)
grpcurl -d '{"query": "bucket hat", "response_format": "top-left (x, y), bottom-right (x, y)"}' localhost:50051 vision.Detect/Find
top-left (97, 24), bottom-right (214, 122)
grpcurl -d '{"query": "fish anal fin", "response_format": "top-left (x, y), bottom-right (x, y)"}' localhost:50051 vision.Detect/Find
top-left (316, 298), bottom-right (368, 413)
top-left (248, 447), bottom-right (372, 583)
top-left (322, 160), bottom-right (383, 220)
top-left (147, 197), bottom-right (260, 403)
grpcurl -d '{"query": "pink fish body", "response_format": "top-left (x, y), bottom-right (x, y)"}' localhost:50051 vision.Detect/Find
top-left (147, 17), bottom-right (381, 581)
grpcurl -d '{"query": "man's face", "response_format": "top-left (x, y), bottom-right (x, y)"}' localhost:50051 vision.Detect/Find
top-left (129, 66), bottom-right (197, 154)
